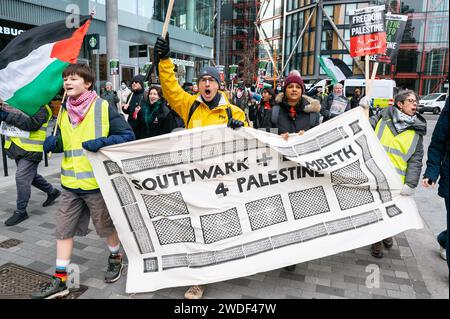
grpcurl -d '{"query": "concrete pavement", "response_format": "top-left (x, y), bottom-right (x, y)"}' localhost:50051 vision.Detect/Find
top-left (0, 115), bottom-right (448, 299)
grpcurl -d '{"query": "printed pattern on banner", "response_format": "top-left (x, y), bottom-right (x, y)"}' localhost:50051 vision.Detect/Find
top-left (289, 186), bottom-right (330, 219)
top-left (245, 195), bottom-right (287, 231)
top-left (200, 208), bottom-right (243, 244)
top-left (142, 192), bottom-right (189, 219)
top-left (87, 107), bottom-right (422, 293)
top-left (152, 217), bottom-right (196, 245)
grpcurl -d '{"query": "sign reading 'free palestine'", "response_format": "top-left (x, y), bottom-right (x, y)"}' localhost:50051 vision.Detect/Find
top-left (350, 5), bottom-right (387, 57)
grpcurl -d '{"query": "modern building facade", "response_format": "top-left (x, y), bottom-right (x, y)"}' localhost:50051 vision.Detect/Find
top-left (256, 0), bottom-right (449, 95)
top-left (220, 0), bottom-right (258, 84)
top-left (0, 0), bottom-right (214, 88)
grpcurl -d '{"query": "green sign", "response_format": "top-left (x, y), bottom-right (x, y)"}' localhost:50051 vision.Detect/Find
top-left (258, 61), bottom-right (268, 70)
top-left (87, 34), bottom-right (99, 50)
top-left (110, 59), bottom-right (119, 76)
top-left (140, 62), bottom-right (152, 75)
top-left (229, 64), bottom-right (238, 80)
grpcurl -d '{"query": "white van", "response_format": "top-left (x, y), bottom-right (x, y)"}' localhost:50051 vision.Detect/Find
top-left (418, 93), bottom-right (447, 114)
top-left (343, 79), bottom-right (397, 108)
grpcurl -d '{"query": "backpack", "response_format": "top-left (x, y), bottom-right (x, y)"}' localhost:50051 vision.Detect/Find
top-left (163, 104), bottom-right (185, 131)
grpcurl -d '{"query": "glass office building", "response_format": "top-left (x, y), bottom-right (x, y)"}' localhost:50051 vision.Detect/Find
top-left (259, 0), bottom-right (448, 95)
top-left (0, 0), bottom-right (214, 86)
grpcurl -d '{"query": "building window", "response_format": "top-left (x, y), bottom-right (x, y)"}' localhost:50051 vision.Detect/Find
top-left (396, 49), bottom-right (421, 73)
top-left (118, 0), bottom-right (138, 14)
top-left (426, 14), bottom-right (449, 43)
top-left (397, 0), bottom-right (428, 13)
top-left (424, 47), bottom-right (447, 75)
top-left (402, 18), bottom-right (425, 43)
top-left (428, 0), bottom-right (449, 12)
top-left (153, 0), bottom-right (213, 36)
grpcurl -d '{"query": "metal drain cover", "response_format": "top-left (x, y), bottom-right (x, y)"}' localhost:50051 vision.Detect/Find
top-left (0, 263), bottom-right (87, 299)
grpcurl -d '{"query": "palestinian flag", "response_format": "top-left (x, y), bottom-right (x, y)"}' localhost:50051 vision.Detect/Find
top-left (318, 56), bottom-right (353, 84)
top-left (0, 16), bottom-right (91, 116)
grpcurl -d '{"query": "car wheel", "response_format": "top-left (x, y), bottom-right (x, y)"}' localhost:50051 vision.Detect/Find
top-left (418, 110), bottom-right (424, 114)
top-left (433, 108), bottom-right (440, 115)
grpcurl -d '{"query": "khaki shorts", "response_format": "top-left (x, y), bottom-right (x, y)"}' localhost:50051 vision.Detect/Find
top-left (56, 190), bottom-right (116, 240)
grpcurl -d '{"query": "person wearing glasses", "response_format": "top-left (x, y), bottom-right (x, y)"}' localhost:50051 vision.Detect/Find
top-left (361, 90), bottom-right (427, 258)
top-left (154, 34), bottom-right (248, 300)
top-left (122, 75), bottom-right (146, 135)
top-left (154, 34), bottom-right (247, 131)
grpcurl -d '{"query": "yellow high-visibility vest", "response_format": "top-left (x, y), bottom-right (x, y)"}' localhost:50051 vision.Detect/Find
top-left (4, 105), bottom-right (52, 153)
top-left (375, 118), bottom-right (419, 183)
top-left (60, 98), bottom-right (109, 191)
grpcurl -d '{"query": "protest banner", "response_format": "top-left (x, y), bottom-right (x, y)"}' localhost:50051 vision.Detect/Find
top-left (372, 13), bottom-right (408, 65)
top-left (88, 107), bottom-right (423, 293)
top-left (350, 5), bottom-right (387, 57)
top-left (350, 5), bottom-right (387, 114)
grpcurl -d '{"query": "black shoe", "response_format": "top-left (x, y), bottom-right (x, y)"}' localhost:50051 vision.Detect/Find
top-left (105, 254), bottom-right (123, 283)
top-left (371, 242), bottom-right (384, 258)
top-left (31, 276), bottom-right (69, 299)
top-left (383, 237), bottom-right (393, 249)
top-left (5, 211), bottom-right (28, 227)
top-left (43, 189), bottom-right (61, 207)
top-left (284, 265), bottom-right (296, 272)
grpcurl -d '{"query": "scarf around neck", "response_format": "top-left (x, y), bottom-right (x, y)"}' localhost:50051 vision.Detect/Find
top-left (392, 107), bottom-right (417, 133)
top-left (143, 99), bottom-right (163, 130)
top-left (66, 91), bottom-right (98, 126)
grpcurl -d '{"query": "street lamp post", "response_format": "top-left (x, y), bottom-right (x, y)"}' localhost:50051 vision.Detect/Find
top-left (106, 0), bottom-right (119, 91)
top-left (216, 0), bottom-right (221, 66)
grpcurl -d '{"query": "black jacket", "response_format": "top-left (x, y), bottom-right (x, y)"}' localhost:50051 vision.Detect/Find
top-left (135, 101), bottom-right (179, 139)
top-left (262, 95), bottom-right (321, 134)
top-left (350, 95), bottom-right (362, 109)
top-left (424, 98), bottom-right (449, 198)
top-left (2, 105), bottom-right (50, 162)
top-left (249, 100), bottom-right (273, 129)
top-left (101, 90), bottom-right (119, 109)
top-left (122, 88), bottom-right (145, 132)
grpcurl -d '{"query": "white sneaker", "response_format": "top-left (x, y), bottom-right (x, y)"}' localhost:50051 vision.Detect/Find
top-left (439, 246), bottom-right (447, 261)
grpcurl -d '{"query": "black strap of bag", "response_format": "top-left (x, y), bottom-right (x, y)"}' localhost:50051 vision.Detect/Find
top-left (187, 101), bottom-right (233, 127)
top-left (187, 101), bottom-right (201, 127)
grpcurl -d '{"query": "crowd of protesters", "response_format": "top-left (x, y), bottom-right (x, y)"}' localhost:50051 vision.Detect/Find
top-left (0, 32), bottom-right (448, 299)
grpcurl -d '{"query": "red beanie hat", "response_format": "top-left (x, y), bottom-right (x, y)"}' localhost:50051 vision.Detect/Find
top-left (284, 74), bottom-right (305, 93)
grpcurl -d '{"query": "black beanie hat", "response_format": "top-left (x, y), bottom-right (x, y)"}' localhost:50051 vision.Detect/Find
top-left (132, 75), bottom-right (145, 88)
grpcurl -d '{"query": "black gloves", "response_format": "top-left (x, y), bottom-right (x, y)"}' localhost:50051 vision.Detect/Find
top-left (155, 34), bottom-right (171, 60)
top-left (228, 118), bottom-right (245, 130)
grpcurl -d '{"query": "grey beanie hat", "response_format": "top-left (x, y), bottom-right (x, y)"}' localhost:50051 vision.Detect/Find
top-left (199, 66), bottom-right (221, 84)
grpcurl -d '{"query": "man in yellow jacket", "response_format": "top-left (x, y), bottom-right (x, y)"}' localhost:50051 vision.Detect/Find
top-left (155, 35), bottom-right (247, 130)
top-left (155, 35), bottom-right (248, 299)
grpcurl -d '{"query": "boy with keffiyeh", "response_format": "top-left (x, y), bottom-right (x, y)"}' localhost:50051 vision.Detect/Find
top-left (32, 64), bottom-right (135, 299)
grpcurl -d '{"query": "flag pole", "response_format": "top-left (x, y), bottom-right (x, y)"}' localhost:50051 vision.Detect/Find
top-left (364, 57), bottom-right (371, 118)
top-left (162, 0), bottom-right (175, 39)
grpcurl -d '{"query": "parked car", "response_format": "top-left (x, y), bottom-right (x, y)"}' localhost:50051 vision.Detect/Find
top-left (418, 93), bottom-right (447, 114)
